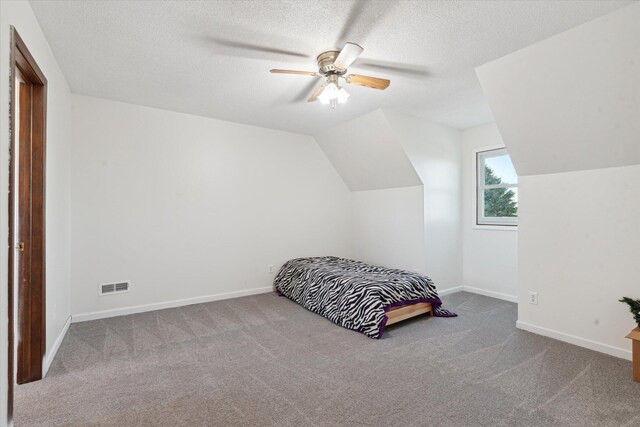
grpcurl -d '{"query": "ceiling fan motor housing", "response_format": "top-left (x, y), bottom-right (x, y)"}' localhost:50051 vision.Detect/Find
top-left (269, 42), bottom-right (390, 103)
top-left (317, 51), bottom-right (344, 75)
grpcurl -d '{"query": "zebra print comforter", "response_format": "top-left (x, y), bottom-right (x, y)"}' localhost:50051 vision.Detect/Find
top-left (274, 256), bottom-right (456, 339)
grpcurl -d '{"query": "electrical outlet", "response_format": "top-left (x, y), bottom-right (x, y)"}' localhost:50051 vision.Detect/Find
top-left (268, 265), bottom-right (274, 274)
top-left (529, 291), bottom-right (538, 305)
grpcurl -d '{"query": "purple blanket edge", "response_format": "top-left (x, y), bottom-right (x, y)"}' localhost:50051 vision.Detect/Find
top-left (277, 291), bottom-right (457, 339)
top-left (377, 297), bottom-right (457, 339)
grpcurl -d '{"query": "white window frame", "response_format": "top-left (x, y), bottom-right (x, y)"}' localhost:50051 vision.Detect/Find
top-left (476, 147), bottom-right (518, 228)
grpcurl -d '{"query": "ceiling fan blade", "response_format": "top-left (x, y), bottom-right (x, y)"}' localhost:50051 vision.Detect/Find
top-left (308, 82), bottom-right (327, 102)
top-left (356, 61), bottom-right (429, 78)
top-left (292, 79), bottom-right (324, 103)
top-left (334, 42), bottom-right (363, 70)
top-left (211, 38), bottom-right (308, 59)
top-left (336, 1), bottom-right (397, 47)
top-left (345, 74), bottom-right (390, 90)
top-left (270, 69), bottom-right (319, 76)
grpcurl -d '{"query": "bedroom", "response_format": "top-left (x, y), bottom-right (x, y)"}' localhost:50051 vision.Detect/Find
top-left (0, 0), bottom-right (639, 426)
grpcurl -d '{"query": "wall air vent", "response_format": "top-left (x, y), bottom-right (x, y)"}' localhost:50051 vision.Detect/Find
top-left (99, 281), bottom-right (130, 296)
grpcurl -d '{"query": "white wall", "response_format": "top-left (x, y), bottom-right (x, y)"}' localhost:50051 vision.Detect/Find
top-left (352, 186), bottom-right (426, 274)
top-left (476, 3), bottom-right (640, 359)
top-left (385, 111), bottom-right (463, 291)
top-left (517, 165), bottom-right (640, 359)
top-left (313, 109), bottom-right (463, 292)
top-left (70, 95), bottom-right (352, 317)
top-left (0, 1), bottom-right (72, 423)
top-left (461, 124), bottom-right (517, 301)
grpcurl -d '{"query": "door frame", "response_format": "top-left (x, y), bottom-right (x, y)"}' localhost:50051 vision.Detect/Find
top-left (7, 25), bottom-right (48, 419)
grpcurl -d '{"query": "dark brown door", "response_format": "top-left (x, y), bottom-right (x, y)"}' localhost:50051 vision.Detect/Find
top-left (8, 26), bottom-right (48, 397)
top-left (15, 79), bottom-right (46, 384)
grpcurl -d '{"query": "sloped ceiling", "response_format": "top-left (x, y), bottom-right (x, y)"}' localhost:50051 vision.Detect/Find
top-left (313, 109), bottom-right (462, 193)
top-left (476, 2), bottom-right (640, 176)
top-left (384, 110), bottom-right (462, 188)
top-left (313, 110), bottom-right (421, 191)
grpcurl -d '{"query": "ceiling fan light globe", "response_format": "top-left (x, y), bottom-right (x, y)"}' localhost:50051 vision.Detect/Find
top-left (318, 82), bottom-right (339, 104)
top-left (337, 87), bottom-right (350, 104)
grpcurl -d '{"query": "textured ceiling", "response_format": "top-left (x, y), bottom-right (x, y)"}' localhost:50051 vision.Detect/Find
top-left (29, 0), bottom-right (634, 135)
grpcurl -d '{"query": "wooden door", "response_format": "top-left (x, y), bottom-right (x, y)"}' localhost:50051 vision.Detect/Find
top-left (8, 26), bottom-right (48, 397)
top-left (15, 79), bottom-right (46, 384)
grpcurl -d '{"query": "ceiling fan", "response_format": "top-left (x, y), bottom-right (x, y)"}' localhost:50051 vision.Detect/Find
top-left (270, 43), bottom-right (390, 109)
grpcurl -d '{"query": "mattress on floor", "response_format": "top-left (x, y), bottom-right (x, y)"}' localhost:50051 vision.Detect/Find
top-left (274, 256), bottom-right (456, 338)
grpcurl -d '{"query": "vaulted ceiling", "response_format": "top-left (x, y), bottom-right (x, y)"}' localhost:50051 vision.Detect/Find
top-left (477, 2), bottom-right (640, 176)
top-left (314, 109), bottom-right (421, 191)
top-left (29, 0), bottom-right (633, 135)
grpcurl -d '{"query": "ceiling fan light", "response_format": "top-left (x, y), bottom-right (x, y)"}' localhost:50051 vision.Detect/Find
top-left (337, 87), bottom-right (350, 104)
top-left (318, 82), bottom-right (339, 104)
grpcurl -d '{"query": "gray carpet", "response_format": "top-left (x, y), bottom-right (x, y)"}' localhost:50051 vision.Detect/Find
top-left (15, 291), bottom-right (640, 426)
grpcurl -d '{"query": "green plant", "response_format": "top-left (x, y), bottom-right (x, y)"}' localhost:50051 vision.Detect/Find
top-left (484, 165), bottom-right (517, 217)
top-left (619, 297), bottom-right (640, 327)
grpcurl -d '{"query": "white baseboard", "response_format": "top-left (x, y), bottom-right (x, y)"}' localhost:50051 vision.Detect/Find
top-left (44, 315), bottom-right (71, 376)
top-left (72, 286), bottom-right (274, 323)
top-left (437, 285), bottom-right (518, 303)
top-left (463, 286), bottom-right (518, 303)
top-left (438, 286), bottom-right (464, 296)
top-left (418, 285), bottom-right (630, 361)
top-left (516, 320), bottom-right (632, 361)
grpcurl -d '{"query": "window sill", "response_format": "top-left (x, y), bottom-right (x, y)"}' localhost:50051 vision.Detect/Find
top-left (473, 224), bottom-right (518, 231)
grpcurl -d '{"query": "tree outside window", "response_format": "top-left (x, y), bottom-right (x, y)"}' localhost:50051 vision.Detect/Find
top-left (477, 148), bottom-right (518, 226)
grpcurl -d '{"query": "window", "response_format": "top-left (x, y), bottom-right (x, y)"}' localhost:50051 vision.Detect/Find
top-left (477, 148), bottom-right (518, 226)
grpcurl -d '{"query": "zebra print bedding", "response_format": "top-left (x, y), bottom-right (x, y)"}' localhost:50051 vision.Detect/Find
top-left (274, 256), bottom-right (456, 339)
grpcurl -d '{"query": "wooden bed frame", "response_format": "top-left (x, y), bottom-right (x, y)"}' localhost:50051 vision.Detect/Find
top-left (385, 302), bottom-right (433, 326)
